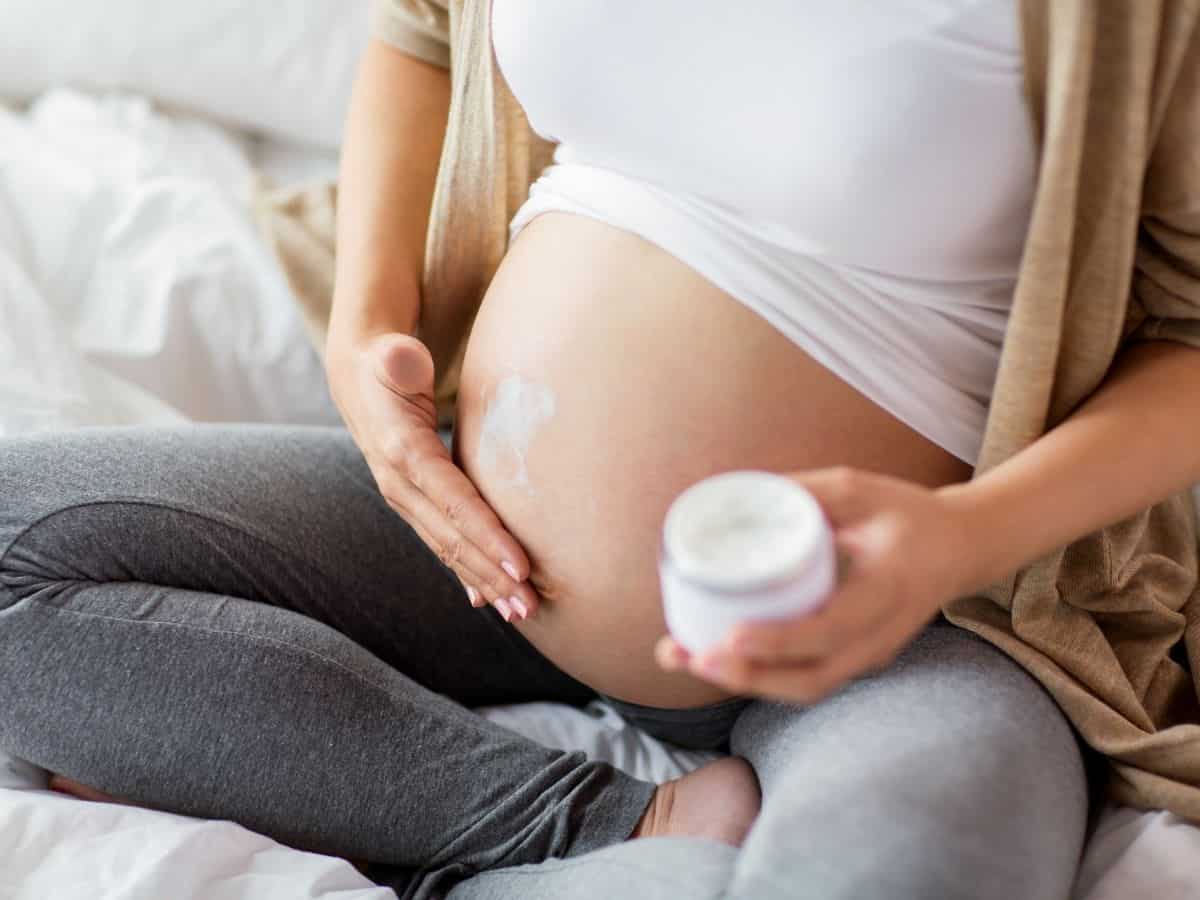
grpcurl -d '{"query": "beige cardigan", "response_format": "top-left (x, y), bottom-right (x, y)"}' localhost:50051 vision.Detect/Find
top-left (260, 0), bottom-right (1200, 820)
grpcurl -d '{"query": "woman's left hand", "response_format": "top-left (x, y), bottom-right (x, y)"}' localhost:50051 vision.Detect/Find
top-left (655, 467), bottom-right (982, 704)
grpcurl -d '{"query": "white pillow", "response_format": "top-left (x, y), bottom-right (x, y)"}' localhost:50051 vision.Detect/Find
top-left (0, 1), bottom-right (369, 149)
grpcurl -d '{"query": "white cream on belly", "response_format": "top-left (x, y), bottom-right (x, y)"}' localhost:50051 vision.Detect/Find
top-left (477, 374), bottom-right (557, 495)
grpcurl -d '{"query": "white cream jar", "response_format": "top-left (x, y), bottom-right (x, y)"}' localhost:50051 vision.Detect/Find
top-left (659, 471), bottom-right (835, 655)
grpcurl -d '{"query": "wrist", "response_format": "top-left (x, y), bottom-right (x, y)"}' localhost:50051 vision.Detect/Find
top-left (935, 479), bottom-right (1024, 597)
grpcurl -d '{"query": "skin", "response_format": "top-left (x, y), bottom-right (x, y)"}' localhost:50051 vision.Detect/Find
top-left (52, 339), bottom-right (1200, 827)
top-left (665, 339), bottom-right (1200, 704)
top-left (454, 211), bottom-right (973, 708)
top-left (47, 34), bottom-right (1200, 845)
top-left (325, 40), bottom-right (545, 619)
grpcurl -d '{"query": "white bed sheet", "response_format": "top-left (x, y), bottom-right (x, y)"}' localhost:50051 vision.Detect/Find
top-left (0, 89), bottom-right (340, 435)
top-left (0, 88), bottom-right (1195, 900)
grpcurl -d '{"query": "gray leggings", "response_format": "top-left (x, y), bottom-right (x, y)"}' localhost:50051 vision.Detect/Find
top-left (0, 426), bottom-right (1091, 899)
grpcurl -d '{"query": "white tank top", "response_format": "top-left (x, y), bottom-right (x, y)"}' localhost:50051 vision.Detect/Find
top-left (492, 1), bottom-right (1037, 466)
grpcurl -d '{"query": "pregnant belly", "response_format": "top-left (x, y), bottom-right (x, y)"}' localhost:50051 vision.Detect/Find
top-left (454, 212), bottom-right (972, 708)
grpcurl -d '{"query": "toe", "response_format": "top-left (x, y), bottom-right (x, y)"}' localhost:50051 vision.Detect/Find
top-left (48, 774), bottom-right (123, 804)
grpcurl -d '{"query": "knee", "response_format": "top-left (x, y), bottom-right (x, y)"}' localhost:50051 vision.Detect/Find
top-left (726, 745), bottom-right (1086, 900)
top-left (0, 514), bottom-right (52, 613)
top-left (0, 433), bottom-right (80, 562)
top-left (733, 625), bottom-right (1088, 799)
top-left (724, 628), bottom-right (1089, 900)
top-left (0, 451), bottom-right (43, 612)
top-left (0, 430), bottom-right (137, 605)
top-left (0, 448), bottom-right (81, 611)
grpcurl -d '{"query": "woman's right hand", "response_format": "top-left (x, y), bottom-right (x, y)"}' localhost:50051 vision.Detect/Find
top-left (327, 332), bottom-right (540, 621)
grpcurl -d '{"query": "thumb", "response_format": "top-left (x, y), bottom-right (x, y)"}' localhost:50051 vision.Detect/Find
top-left (371, 333), bottom-right (436, 397)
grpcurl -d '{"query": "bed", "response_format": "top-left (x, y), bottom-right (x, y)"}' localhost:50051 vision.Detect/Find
top-left (1, 4), bottom-right (1197, 898)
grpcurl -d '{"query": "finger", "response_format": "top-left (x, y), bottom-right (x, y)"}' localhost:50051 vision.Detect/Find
top-left (692, 627), bottom-right (898, 704)
top-left (393, 480), bottom-right (539, 619)
top-left (402, 514), bottom-right (476, 601)
top-left (505, 585), bottom-right (540, 620)
top-left (404, 497), bottom-right (539, 620)
top-left (372, 333), bottom-right (436, 396)
top-left (464, 583), bottom-right (483, 609)
top-left (655, 635), bottom-right (691, 671)
top-left (475, 574), bottom-right (541, 621)
top-left (402, 513), bottom-right (500, 613)
top-left (787, 466), bottom-right (874, 528)
top-left (773, 625), bottom-right (904, 702)
top-left (724, 567), bottom-right (887, 664)
top-left (409, 454), bottom-right (534, 584)
top-left (370, 401), bottom-right (532, 585)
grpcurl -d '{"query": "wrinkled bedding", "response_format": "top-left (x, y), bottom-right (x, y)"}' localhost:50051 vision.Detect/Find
top-left (0, 89), bottom-right (1195, 900)
top-left (0, 89), bottom-right (340, 435)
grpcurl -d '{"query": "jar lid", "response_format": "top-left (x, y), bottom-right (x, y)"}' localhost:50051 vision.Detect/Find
top-left (663, 470), bottom-right (830, 592)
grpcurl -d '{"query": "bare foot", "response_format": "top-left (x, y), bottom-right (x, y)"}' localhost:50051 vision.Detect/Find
top-left (47, 774), bottom-right (125, 805)
top-left (630, 756), bottom-right (761, 847)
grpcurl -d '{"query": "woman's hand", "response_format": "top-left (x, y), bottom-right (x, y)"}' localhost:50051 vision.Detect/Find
top-left (655, 467), bottom-right (981, 703)
top-left (327, 331), bottom-right (540, 621)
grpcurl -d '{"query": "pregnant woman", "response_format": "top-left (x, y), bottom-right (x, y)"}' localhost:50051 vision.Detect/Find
top-left (4, 2), bottom-right (1200, 899)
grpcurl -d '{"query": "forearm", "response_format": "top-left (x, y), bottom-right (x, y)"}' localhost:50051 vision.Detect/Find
top-left (939, 339), bottom-right (1200, 591)
top-left (329, 37), bottom-right (451, 348)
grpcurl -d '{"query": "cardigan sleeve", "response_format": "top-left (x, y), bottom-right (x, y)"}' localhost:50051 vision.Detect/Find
top-left (371, 0), bottom-right (451, 70)
top-left (1126, 21), bottom-right (1200, 350)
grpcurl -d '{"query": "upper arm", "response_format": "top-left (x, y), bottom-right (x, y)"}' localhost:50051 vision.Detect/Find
top-left (1126, 18), bottom-right (1200, 350)
top-left (371, 0), bottom-right (451, 70)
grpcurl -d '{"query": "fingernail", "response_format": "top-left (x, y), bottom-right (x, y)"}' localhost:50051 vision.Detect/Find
top-left (510, 597), bottom-right (529, 620)
top-left (466, 585), bottom-right (480, 607)
top-left (494, 598), bottom-right (513, 622)
top-left (697, 655), bottom-right (723, 677)
top-left (501, 561), bottom-right (521, 582)
top-left (659, 641), bottom-right (685, 669)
